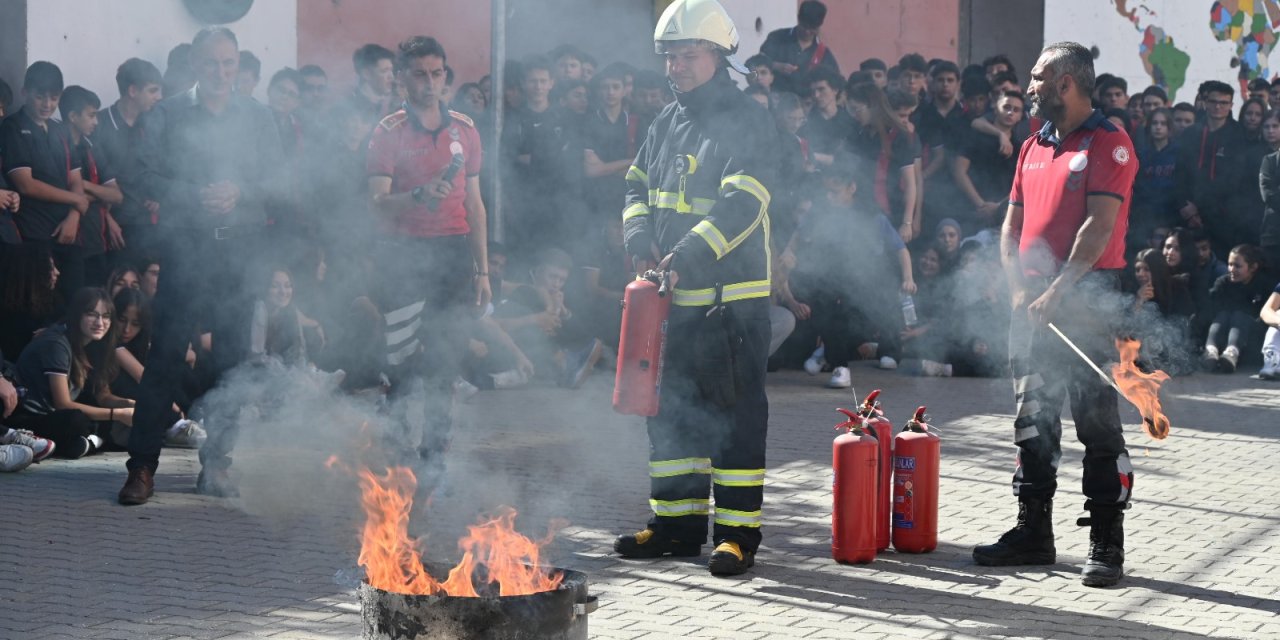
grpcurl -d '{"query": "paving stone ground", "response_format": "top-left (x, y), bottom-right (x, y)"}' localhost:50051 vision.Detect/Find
top-left (2, 363), bottom-right (1278, 639)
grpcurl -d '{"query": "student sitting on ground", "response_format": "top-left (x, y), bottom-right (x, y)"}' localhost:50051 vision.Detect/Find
top-left (106, 265), bottom-right (141, 297)
top-left (1, 349), bottom-right (56, 471)
top-left (111, 288), bottom-right (204, 448)
top-left (8, 288), bottom-right (133, 458)
top-left (0, 244), bottom-right (60, 362)
top-left (1203, 245), bottom-right (1273, 373)
top-left (1258, 282), bottom-right (1280, 380)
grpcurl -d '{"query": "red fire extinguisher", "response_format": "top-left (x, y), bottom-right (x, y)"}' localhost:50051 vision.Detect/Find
top-left (857, 390), bottom-right (893, 552)
top-left (613, 276), bottom-right (671, 416)
top-left (892, 406), bottom-right (940, 553)
top-left (832, 408), bottom-right (878, 564)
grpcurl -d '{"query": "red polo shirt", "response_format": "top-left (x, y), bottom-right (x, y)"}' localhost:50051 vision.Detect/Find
top-left (1009, 110), bottom-right (1136, 277)
top-left (367, 105), bottom-right (482, 238)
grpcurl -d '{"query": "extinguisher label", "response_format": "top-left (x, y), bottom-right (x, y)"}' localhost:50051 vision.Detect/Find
top-left (894, 456), bottom-right (915, 529)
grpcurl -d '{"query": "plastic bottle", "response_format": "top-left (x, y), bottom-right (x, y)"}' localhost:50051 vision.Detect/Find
top-left (900, 293), bottom-right (918, 327)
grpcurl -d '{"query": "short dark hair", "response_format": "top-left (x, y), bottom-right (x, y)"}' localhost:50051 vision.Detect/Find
top-left (58, 85), bottom-right (99, 121)
top-left (1141, 85), bottom-right (1168, 102)
top-left (1040, 41), bottom-right (1095, 97)
top-left (886, 87), bottom-right (919, 111)
top-left (396, 36), bottom-right (447, 72)
top-left (1097, 75), bottom-right (1127, 95)
top-left (998, 90), bottom-right (1026, 105)
top-left (593, 62), bottom-right (628, 84)
top-left (299, 64), bottom-right (326, 79)
top-left (522, 55), bottom-right (553, 78)
top-left (353, 43), bottom-right (394, 74)
top-left (744, 85), bottom-right (768, 99)
top-left (859, 58), bottom-right (886, 72)
top-left (745, 54), bottom-right (772, 70)
top-left (1103, 107), bottom-right (1130, 131)
top-left (807, 66), bottom-right (844, 92)
top-left (115, 58), bottom-right (163, 97)
top-left (1172, 101), bottom-right (1196, 115)
top-left (1200, 79), bottom-right (1234, 98)
top-left (982, 54), bottom-right (1015, 76)
top-left (549, 44), bottom-right (585, 64)
top-left (551, 79), bottom-right (585, 104)
top-left (238, 51), bottom-right (261, 78)
top-left (268, 67), bottom-right (303, 92)
top-left (898, 53), bottom-right (928, 75)
top-left (989, 70), bottom-right (1019, 89)
top-left (798, 1), bottom-right (828, 27)
top-left (929, 60), bottom-right (960, 79)
top-left (1248, 77), bottom-right (1270, 92)
top-left (1271, 77), bottom-right (1280, 88)
top-left (23, 61), bottom-right (64, 95)
top-left (961, 75), bottom-right (992, 99)
top-left (535, 247), bottom-right (573, 271)
top-left (192, 26), bottom-right (238, 51)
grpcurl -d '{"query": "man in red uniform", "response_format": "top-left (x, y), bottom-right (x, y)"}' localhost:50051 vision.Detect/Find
top-left (367, 36), bottom-right (490, 485)
top-left (972, 42), bottom-right (1138, 588)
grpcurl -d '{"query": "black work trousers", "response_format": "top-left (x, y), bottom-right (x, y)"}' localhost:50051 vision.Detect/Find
top-left (1007, 273), bottom-right (1133, 509)
top-left (645, 301), bottom-right (770, 553)
top-left (127, 227), bottom-right (259, 473)
top-left (7, 409), bottom-right (97, 457)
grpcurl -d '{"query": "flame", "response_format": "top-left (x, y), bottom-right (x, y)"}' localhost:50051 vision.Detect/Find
top-left (1110, 338), bottom-right (1172, 440)
top-left (337, 457), bottom-right (564, 597)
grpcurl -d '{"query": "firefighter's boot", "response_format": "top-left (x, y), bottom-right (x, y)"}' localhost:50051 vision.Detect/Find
top-left (972, 497), bottom-right (1057, 566)
top-left (1079, 507), bottom-right (1125, 587)
top-left (613, 528), bottom-right (702, 559)
top-left (707, 541), bottom-right (754, 576)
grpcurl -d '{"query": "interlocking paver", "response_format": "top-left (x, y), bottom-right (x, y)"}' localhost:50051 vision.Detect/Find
top-left (2, 366), bottom-right (1277, 638)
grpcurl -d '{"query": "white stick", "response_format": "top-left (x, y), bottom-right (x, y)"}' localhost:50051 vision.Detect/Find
top-left (1046, 323), bottom-right (1124, 395)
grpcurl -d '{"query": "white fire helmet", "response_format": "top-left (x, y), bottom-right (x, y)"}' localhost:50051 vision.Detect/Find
top-left (654, 0), bottom-right (750, 74)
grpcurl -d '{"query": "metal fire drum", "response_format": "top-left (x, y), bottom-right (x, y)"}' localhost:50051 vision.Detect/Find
top-left (359, 566), bottom-right (598, 640)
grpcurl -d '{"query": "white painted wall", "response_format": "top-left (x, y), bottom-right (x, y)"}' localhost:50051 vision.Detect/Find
top-left (723, 0), bottom-right (797, 86)
top-left (25, 0), bottom-right (296, 105)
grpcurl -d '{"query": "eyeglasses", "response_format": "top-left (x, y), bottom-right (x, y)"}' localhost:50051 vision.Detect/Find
top-left (83, 311), bottom-right (111, 322)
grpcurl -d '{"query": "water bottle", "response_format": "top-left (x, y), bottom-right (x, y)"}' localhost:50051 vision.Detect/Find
top-left (900, 293), bottom-right (918, 327)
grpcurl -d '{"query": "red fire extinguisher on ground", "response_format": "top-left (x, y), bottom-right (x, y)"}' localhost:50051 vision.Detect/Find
top-left (857, 390), bottom-right (894, 552)
top-left (893, 406), bottom-right (940, 553)
top-left (613, 275), bottom-right (671, 416)
top-left (832, 408), bottom-right (879, 564)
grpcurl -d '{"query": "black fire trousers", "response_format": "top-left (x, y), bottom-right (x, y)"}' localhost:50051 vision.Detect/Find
top-left (127, 228), bottom-right (259, 473)
top-left (645, 301), bottom-right (770, 553)
top-left (1007, 273), bottom-right (1133, 509)
top-left (374, 235), bottom-right (474, 487)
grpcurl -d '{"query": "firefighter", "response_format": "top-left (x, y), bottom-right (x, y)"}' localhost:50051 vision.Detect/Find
top-left (612, 0), bottom-right (778, 577)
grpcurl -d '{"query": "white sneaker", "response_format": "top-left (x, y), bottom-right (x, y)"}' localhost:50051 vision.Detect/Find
top-left (452, 377), bottom-right (480, 403)
top-left (490, 369), bottom-right (528, 389)
top-left (0, 429), bottom-right (55, 461)
top-left (878, 356), bottom-right (898, 370)
top-left (165, 419), bottom-right (207, 449)
top-left (1260, 351), bottom-right (1279, 380)
top-left (1202, 345), bottom-right (1220, 369)
top-left (804, 345), bottom-right (826, 375)
top-left (0, 444), bottom-right (34, 472)
top-left (827, 366), bottom-right (852, 388)
top-left (921, 360), bottom-right (953, 377)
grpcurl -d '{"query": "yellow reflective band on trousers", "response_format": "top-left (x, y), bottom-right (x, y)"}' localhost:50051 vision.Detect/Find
top-left (622, 202), bottom-right (650, 221)
top-left (714, 508), bottom-right (762, 528)
top-left (626, 165), bottom-right (648, 185)
top-left (650, 498), bottom-right (712, 517)
top-left (649, 190), bottom-right (715, 215)
top-left (712, 468), bottom-right (765, 487)
top-left (649, 457), bottom-right (713, 478)
top-left (691, 219), bottom-right (730, 259)
top-left (672, 280), bottom-right (771, 306)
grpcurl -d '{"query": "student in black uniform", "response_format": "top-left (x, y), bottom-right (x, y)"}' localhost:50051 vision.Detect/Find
top-left (93, 58), bottom-right (164, 270)
top-left (583, 64), bottom-right (647, 223)
top-left (61, 86), bottom-right (125, 289)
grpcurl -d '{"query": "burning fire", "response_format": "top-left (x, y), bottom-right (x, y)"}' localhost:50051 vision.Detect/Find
top-left (328, 456), bottom-right (564, 597)
top-left (1111, 338), bottom-right (1172, 440)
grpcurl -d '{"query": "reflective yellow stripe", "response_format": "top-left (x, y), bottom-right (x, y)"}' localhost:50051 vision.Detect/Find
top-left (650, 498), bottom-right (712, 517)
top-left (672, 280), bottom-right (771, 307)
top-left (719, 174), bottom-right (770, 252)
top-left (649, 458), bottom-right (712, 478)
top-left (691, 219), bottom-right (730, 259)
top-left (623, 202), bottom-right (650, 221)
top-left (651, 191), bottom-right (715, 215)
top-left (712, 468), bottom-right (766, 487)
top-left (626, 165), bottom-right (648, 184)
top-left (714, 508), bottom-right (762, 528)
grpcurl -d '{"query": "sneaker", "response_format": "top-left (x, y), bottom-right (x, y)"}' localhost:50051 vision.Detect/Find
top-left (490, 368), bottom-right (529, 390)
top-left (920, 360), bottom-right (953, 377)
top-left (1259, 351), bottom-right (1280, 380)
top-left (707, 541), bottom-right (755, 576)
top-left (85, 434), bottom-right (104, 455)
top-left (803, 345), bottom-right (826, 375)
top-left (63, 436), bottom-right (92, 460)
top-left (1219, 346), bottom-right (1239, 374)
top-left (563, 338), bottom-right (604, 389)
top-left (827, 366), bottom-right (852, 388)
top-left (452, 377), bottom-right (480, 403)
top-left (0, 444), bottom-right (34, 472)
top-left (878, 356), bottom-right (898, 370)
top-left (164, 419), bottom-right (207, 449)
top-left (1202, 345), bottom-right (1220, 370)
top-left (0, 429), bottom-right (55, 461)
top-left (614, 528), bottom-right (702, 558)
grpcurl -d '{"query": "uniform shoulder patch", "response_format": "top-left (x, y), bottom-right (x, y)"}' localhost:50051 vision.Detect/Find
top-left (377, 110), bottom-right (409, 131)
top-left (448, 110), bottom-right (476, 128)
top-left (1112, 145), bottom-right (1130, 166)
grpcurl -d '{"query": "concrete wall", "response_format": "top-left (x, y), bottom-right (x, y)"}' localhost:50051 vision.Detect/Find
top-left (19, 0), bottom-right (295, 105)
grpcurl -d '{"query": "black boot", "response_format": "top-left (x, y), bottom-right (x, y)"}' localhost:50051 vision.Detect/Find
top-left (1079, 507), bottom-right (1125, 587)
top-left (613, 528), bottom-right (702, 559)
top-left (973, 497), bottom-right (1057, 566)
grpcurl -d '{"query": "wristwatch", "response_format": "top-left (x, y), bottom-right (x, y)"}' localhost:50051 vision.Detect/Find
top-left (412, 186), bottom-right (428, 203)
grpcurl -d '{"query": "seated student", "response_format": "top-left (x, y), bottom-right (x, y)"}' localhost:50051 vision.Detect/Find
top-left (111, 288), bottom-right (204, 448)
top-left (1, 349), bottom-right (57, 471)
top-left (1163, 227), bottom-right (1215, 341)
top-left (493, 247), bottom-right (603, 389)
top-left (945, 240), bottom-right (1009, 377)
top-left (571, 216), bottom-right (629, 351)
top-left (1127, 248), bottom-right (1195, 375)
top-left (1203, 245), bottom-right (1273, 373)
top-left (8, 287), bottom-right (133, 458)
top-left (899, 245), bottom-right (953, 377)
top-left (107, 265), bottom-right (141, 297)
top-left (0, 243), bottom-right (61, 361)
top-left (1258, 283), bottom-right (1280, 379)
top-left (933, 218), bottom-right (963, 272)
top-left (250, 267), bottom-right (315, 368)
top-left (460, 242), bottom-right (536, 390)
top-left (745, 54), bottom-right (774, 93)
top-left (784, 155), bottom-right (915, 389)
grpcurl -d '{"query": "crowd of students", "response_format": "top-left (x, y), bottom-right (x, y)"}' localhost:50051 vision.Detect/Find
top-left (2, 2), bottom-right (1280, 474)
